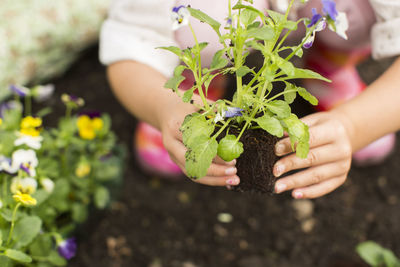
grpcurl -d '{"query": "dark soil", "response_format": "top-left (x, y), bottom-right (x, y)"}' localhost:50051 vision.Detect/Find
top-left (45, 46), bottom-right (400, 267)
top-left (234, 129), bottom-right (279, 194)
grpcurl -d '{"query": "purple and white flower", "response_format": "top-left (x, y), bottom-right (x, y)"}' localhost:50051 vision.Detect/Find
top-left (329, 11), bottom-right (348, 40)
top-left (57, 238), bottom-right (77, 260)
top-left (225, 107), bottom-right (244, 118)
top-left (171, 5), bottom-right (190, 30)
top-left (303, 17), bottom-right (326, 49)
top-left (9, 85), bottom-right (30, 97)
top-left (0, 101), bottom-right (22, 118)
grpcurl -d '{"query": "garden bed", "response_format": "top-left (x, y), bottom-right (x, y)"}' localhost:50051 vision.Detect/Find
top-left (58, 46), bottom-right (400, 267)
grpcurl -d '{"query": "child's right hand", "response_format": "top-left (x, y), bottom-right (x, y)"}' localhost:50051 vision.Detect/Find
top-left (157, 92), bottom-right (240, 187)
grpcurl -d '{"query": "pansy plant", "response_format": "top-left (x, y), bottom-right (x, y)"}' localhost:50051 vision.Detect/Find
top-left (160, 0), bottom-right (348, 179)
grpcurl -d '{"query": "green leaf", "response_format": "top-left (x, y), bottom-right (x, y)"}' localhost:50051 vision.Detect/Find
top-left (29, 234), bottom-right (53, 257)
top-left (240, 9), bottom-right (258, 25)
top-left (188, 7), bottom-right (221, 35)
top-left (94, 186), bottom-right (110, 209)
top-left (236, 66), bottom-right (252, 77)
top-left (282, 114), bottom-right (307, 141)
top-left (266, 100), bottom-right (291, 119)
top-left (181, 114), bottom-right (214, 148)
top-left (0, 256), bottom-right (11, 267)
top-left (297, 87), bottom-right (318, 106)
top-left (284, 84), bottom-right (296, 104)
top-left (296, 141), bottom-right (309, 159)
top-left (156, 46), bottom-right (182, 57)
top-left (292, 68), bottom-right (331, 82)
top-left (13, 216), bottom-right (42, 247)
top-left (246, 26), bottom-right (274, 40)
top-left (356, 241), bottom-right (400, 267)
top-left (267, 10), bottom-right (286, 25)
top-left (72, 203), bottom-right (88, 223)
top-left (47, 250), bottom-right (67, 266)
top-left (164, 75), bottom-right (185, 93)
top-left (256, 114), bottom-right (284, 137)
top-left (174, 65), bottom-right (186, 77)
top-left (182, 87), bottom-right (195, 103)
top-left (283, 20), bottom-right (298, 30)
top-left (217, 135), bottom-right (244, 162)
top-left (210, 49), bottom-right (228, 70)
top-left (185, 135), bottom-right (218, 178)
top-left (233, 4), bottom-right (266, 21)
top-left (4, 249), bottom-right (32, 263)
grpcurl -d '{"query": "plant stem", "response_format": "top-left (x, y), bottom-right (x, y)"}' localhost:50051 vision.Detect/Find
top-left (2, 176), bottom-right (7, 207)
top-left (24, 95), bottom-right (31, 117)
top-left (188, 23), bottom-right (209, 110)
top-left (6, 203), bottom-right (21, 246)
top-left (212, 119), bottom-right (232, 140)
top-left (266, 89), bottom-right (297, 102)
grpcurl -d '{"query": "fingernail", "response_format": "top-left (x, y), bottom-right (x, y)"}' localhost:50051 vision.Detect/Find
top-left (228, 159), bottom-right (236, 165)
top-left (294, 191), bottom-right (303, 199)
top-left (226, 177), bottom-right (240, 185)
top-left (275, 143), bottom-right (285, 155)
top-left (275, 183), bottom-right (287, 194)
top-left (274, 164), bottom-right (285, 177)
top-left (225, 167), bottom-right (237, 175)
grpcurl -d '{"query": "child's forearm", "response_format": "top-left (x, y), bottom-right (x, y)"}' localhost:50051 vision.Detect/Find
top-left (333, 57), bottom-right (400, 151)
top-left (107, 60), bottom-right (198, 130)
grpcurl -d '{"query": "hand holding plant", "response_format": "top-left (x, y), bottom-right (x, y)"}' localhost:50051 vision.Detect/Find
top-left (161, 0), bottom-right (347, 193)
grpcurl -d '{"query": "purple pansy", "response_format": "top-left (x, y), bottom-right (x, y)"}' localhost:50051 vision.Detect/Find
top-left (78, 110), bottom-right (101, 119)
top-left (322, 0), bottom-right (338, 21)
top-left (20, 163), bottom-right (31, 175)
top-left (0, 101), bottom-right (21, 118)
top-left (57, 238), bottom-right (77, 260)
top-left (307, 8), bottom-right (322, 28)
top-left (225, 107), bottom-right (244, 118)
top-left (9, 85), bottom-right (30, 97)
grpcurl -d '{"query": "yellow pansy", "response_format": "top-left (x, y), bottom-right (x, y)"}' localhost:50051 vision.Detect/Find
top-left (77, 115), bottom-right (103, 140)
top-left (0, 118), bottom-right (2, 126)
top-left (13, 191), bottom-right (37, 206)
top-left (20, 116), bottom-right (42, 137)
top-left (75, 162), bottom-right (91, 178)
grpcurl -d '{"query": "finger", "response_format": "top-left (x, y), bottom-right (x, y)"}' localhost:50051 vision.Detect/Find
top-left (273, 143), bottom-right (351, 177)
top-left (291, 174), bottom-right (347, 199)
top-left (213, 156), bottom-right (236, 166)
top-left (275, 123), bottom-right (339, 156)
top-left (274, 160), bottom-right (350, 193)
top-left (195, 175), bottom-right (240, 186)
top-left (299, 113), bottom-right (321, 127)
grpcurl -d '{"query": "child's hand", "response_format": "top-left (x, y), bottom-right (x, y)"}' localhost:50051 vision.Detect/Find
top-left (273, 111), bottom-right (353, 199)
top-left (158, 93), bottom-right (240, 187)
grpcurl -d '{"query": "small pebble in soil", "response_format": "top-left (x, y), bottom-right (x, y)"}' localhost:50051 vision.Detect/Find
top-left (178, 191), bottom-right (191, 204)
top-left (377, 176), bottom-right (387, 187)
top-left (291, 199), bottom-right (314, 220)
top-left (301, 218), bottom-right (316, 233)
top-left (214, 224), bottom-right (229, 237)
top-left (217, 212), bottom-right (233, 223)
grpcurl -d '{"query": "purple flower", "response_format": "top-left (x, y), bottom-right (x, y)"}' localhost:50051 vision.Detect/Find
top-left (0, 101), bottom-right (21, 118)
top-left (225, 107), bottom-right (244, 118)
top-left (322, 0), bottom-right (338, 21)
top-left (9, 85), bottom-right (30, 97)
top-left (20, 163), bottom-right (31, 175)
top-left (57, 238), bottom-right (77, 260)
top-left (172, 5), bottom-right (185, 13)
top-left (78, 110), bottom-right (101, 119)
top-left (307, 8), bottom-right (322, 28)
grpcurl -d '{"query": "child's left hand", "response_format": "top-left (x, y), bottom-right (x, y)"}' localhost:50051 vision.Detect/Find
top-left (273, 111), bottom-right (353, 199)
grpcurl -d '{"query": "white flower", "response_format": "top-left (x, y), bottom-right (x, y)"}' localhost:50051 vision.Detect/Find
top-left (214, 112), bottom-right (225, 123)
top-left (171, 5), bottom-right (190, 31)
top-left (10, 149), bottom-right (39, 177)
top-left (303, 19), bottom-right (326, 49)
top-left (14, 133), bottom-right (43, 150)
top-left (10, 177), bottom-right (38, 194)
top-left (40, 178), bottom-right (55, 193)
top-left (329, 12), bottom-right (348, 40)
top-left (32, 84), bottom-right (55, 102)
top-left (0, 199), bottom-right (3, 209)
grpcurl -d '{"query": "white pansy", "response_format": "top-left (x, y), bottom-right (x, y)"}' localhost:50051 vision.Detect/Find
top-left (32, 84), bottom-right (55, 102)
top-left (11, 149), bottom-right (39, 177)
top-left (214, 110), bottom-right (226, 123)
top-left (331, 12), bottom-right (348, 40)
top-left (171, 6), bottom-right (190, 31)
top-left (14, 133), bottom-right (43, 150)
top-left (40, 178), bottom-right (55, 193)
top-left (10, 177), bottom-right (38, 194)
